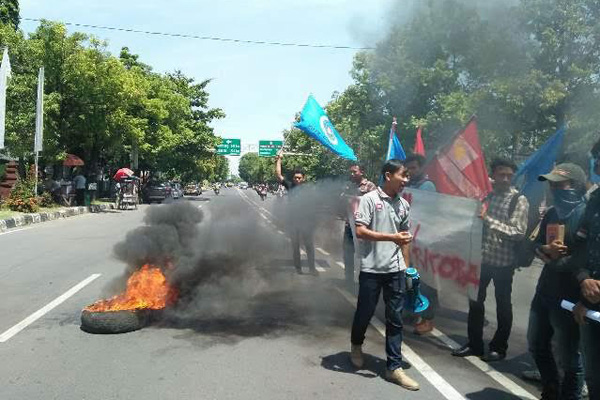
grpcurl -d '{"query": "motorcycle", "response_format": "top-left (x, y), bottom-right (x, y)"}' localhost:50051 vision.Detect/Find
top-left (213, 187), bottom-right (220, 195)
top-left (259, 189), bottom-right (267, 201)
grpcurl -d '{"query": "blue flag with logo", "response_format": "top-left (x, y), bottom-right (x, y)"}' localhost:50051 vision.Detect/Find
top-left (385, 121), bottom-right (406, 161)
top-left (513, 126), bottom-right (566, 208)
top-left (294, 95), bottom-right (357, 161)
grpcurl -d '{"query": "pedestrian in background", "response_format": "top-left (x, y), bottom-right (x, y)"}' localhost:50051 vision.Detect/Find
top-left (453, 158), bottom-right (529, 362)
top-left (342, 163), bottom-right (376, 287)
top-left (529, 163), bottom-right (587, 400)
top-left (350, 159), bottom-right (419, 391)
top-left (405, 153), bottom-right (438, 335)
top-left (275, 154), bottom-right (317, 275)
top-left (72, 168), bottom-right (87, 206)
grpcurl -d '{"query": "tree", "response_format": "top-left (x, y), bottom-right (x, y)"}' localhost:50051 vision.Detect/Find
top-left (0, 0), bottom-right (19, 30)
top-left (238, 153), bottom-right (277, 184)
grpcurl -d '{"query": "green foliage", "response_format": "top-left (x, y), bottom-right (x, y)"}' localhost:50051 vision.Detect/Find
top-left (0, 20), bottom-right (224, 181)
top-left (238, 153), bottom-right (278, 184)
top-left (0, 0), bottom-right (19, 29)
top-left (284, 0), bottom-right (600, 179)
top-left (39, 191), bottom-right (54, 208)
top-left (5, 176), bottom-right (39, 212)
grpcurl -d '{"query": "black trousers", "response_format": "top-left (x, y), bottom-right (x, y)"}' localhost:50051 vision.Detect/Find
top-left (292, 229), bottom-right (315, 271)
top-left (75, 189), bottom-right (85, 206)
top-left (467, 263), bottom-right (515, 354)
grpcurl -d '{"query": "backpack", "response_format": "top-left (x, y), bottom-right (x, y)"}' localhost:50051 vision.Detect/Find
top-left (507, 194), bottom-right (541, 268)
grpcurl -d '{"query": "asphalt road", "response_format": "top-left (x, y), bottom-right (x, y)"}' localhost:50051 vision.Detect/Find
top-left (0, 188), bottom-right (545, 400)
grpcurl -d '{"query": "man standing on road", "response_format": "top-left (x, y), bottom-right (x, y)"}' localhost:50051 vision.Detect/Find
top-left (529, 163), bottom-right (587, 400)
top-left (72, 169), bottom-right (87, 206)
top-left (342, 164), bottom-right (376, 287)
top-left (275, 154), bottom-right (317, 275)
top-left (453, 158), bottom-right (529, 362)
top-left (405, 153), bottom-right (438, 335)
top-left (575, 155), bottom-right (600, 400)
top-left (350, 159), bottom-right (419, 391)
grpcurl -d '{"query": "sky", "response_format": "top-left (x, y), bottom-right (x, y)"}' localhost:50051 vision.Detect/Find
top-left (19, 0), bottom-right (395, 175)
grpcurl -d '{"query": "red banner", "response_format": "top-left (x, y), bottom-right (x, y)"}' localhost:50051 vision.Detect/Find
top-left (425, 117), bottom-right (492, 200)
top-left (414, 126), bottom-right (425, 156)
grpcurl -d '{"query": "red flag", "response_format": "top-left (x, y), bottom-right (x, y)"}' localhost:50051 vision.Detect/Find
top-left (424, 117), bottom-right (492, 200)
top-left (414, 126), bottom-right (425, 156)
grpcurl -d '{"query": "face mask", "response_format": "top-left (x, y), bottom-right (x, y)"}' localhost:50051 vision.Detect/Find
top-left (552, 188), bottom-right (584, 219)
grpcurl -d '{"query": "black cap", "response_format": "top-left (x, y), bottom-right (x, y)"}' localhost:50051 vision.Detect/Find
top-left (538, 163), bottom-right (587, 184)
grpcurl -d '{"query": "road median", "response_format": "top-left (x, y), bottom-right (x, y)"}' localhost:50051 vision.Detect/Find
top-left (0, 203), bottom-right (117, 232)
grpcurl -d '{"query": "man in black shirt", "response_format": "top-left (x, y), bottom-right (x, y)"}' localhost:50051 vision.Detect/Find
top-left (275, 154), bottom-right (317, 275)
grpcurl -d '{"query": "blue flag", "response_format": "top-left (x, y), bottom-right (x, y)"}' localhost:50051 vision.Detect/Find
top-left (513, 127), bottom-right (566, 208)
top-left (294, 95), bottom-right (357, 161)
top-left (386, 119), bottom-right (406, 161)
top-left (589, 154), bottom-right (600, 184)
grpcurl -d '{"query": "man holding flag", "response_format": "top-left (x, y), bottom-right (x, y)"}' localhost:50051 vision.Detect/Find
top-left (275, 154), bottom-right (317, 275)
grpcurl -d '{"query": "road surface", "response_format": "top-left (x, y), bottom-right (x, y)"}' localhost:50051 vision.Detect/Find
top-left (0, 187), bottom-right (544, 400)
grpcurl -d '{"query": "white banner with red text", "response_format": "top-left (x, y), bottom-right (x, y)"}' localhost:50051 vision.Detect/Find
top-left (403, 188), bottom-right (482, 301)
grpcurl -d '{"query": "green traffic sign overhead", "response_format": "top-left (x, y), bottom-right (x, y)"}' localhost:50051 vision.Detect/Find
top-left (258, 140), bottom-right (283, 157)
top-left (216, 138), bottom-right (241, 155)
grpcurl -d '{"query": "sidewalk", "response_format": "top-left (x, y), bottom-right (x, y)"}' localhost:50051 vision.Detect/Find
top-left (0, 203), bottom-right (117, 232)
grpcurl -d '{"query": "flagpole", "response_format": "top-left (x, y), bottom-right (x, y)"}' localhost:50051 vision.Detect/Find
top-left (34, 151), bottom-right (38, 196)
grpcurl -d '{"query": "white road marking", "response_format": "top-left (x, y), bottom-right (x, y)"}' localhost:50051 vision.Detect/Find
top-left (429, 329), bottom-right (537, 399)
top-left (0, 227), bottom-right (33, 236)
top-left (0, 273), bottom-right (102, 343)
top-left (316, 247), bottom-right (330, 256)
top-left (277, 230), bottom-right (285, 235)
top-left (335, 287), bottom-right (466, 400)
top-left (238, 187), bottom-right (533, 399)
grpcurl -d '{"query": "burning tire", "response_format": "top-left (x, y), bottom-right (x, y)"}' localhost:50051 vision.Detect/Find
top-left (80, 264), bottom-right (177, 334)
top-left (80, 309), bottom-right (150, 334)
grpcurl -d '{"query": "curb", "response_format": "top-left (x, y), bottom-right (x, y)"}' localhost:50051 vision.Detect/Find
top-left (0, 203), bottom-right (116, 233)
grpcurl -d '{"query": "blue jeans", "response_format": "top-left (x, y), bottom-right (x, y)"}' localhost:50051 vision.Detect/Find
top-left (582, 320), bottom-right (600, 400)
top-left (351, 271), bottom-right (406, 371)
top-left (528, 293), bottom-right (584, 400)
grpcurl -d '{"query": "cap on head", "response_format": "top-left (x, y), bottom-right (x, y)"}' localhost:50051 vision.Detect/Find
top-left (538, 163), bottom-right (587, 184)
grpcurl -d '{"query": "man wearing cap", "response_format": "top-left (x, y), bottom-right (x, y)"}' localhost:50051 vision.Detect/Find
top-left (528, 163), bottom-right (587, 400)
top-left (453, 158), bottom-right (529, 362)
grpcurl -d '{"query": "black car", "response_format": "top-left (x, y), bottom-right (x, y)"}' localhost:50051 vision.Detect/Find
top-left (142, 181), bottom-right (173, 203)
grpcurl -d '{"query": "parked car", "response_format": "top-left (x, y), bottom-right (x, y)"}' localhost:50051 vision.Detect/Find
top-left (184, 183), bottom-right (201, 196)
top-left (142, 181), bottom-right (173, 203)
top-left (239, 182), bottom-right (248, 190)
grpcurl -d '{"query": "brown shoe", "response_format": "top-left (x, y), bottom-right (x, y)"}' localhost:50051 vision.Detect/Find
top-left (414, 319), bottom-right (434, 335)
top-left (350, 344), bottom-right (364, 369)
top-left (386, 368), bottom-right (420, 391)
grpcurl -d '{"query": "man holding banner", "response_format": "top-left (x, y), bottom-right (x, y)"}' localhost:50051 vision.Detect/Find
top-left (453, 158), bottom-right (529, 362)
top-left (350, 159), bottom-right (419, 391)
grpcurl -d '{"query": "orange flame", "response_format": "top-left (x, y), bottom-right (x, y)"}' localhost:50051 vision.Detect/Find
top-left (85, 264), bottom-right (178, 312)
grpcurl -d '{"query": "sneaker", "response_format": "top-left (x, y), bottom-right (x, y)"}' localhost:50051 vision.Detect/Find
top-left (414, 319), bottom-right (434, 335)
top-left (350, 344), bottom-right (364, 369)
top-left (385, 368), bottom-right (420, 391)
top-left (521, 370), bottom-right (541, 382)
